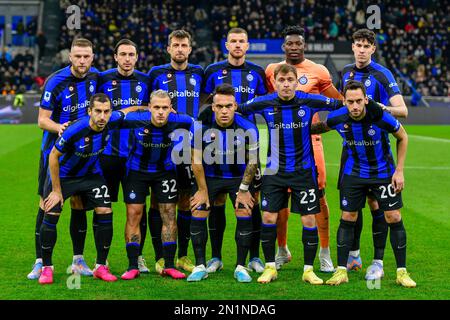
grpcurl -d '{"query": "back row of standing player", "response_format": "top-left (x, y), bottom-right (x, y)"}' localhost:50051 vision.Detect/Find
top-left (28, 26), bottom-right (411, 285)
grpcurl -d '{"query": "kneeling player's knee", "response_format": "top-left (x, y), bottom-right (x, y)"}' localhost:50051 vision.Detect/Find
top-left (384, 210), bottom-right (401, 223)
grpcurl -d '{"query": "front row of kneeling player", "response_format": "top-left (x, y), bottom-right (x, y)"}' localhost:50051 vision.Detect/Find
top-left (38, 66), bottom-right (415, 287)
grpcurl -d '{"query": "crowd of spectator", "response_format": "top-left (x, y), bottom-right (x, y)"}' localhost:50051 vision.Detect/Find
top-left (57, 0), bottom-right (223, 74)
top-left (2, 0), bottom-right (447, 97)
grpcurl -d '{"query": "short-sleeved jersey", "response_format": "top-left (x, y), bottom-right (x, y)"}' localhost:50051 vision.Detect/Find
top-left (122, 111), bottom-right (194, 174)
top-left (204, 60), bottom-right (267, 105)
top-left (97, 69), bottom-right (151, 157)
top-left (148, 63), bottom-right (203, 118)
top-left (340, 61), bottom-right (401, 106)
top-left (191, 113), bottom-right (259, 179)
top-left (327, 108), bottom-right (401, 179)
top-left (54, 111), bottom-right (124, 179)
top-left (239, 92), bottom-right (342, 173)
top-left (40, 65), bottom-right (99, 154)
top-left (265, 58), bottom-right (334, 127)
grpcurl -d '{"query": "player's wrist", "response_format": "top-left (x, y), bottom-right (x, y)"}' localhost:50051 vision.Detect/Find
top-left (239, 183), bottom-right (249, 193)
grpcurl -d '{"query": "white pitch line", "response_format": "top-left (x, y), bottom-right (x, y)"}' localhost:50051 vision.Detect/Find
top-left (325, 163), bottom-right (450, 170)
top-left (408, 135), bottom-right (450, 143)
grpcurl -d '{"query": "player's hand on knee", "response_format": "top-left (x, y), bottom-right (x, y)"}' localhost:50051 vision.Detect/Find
top-left (235, 191), bottom-right (254, 210)
top-left (190, 190), bottom-right (210, 211)
top-left (44, 191), bottom-right (63, 212)
top-left (392, 170), bottom-right (404, 193)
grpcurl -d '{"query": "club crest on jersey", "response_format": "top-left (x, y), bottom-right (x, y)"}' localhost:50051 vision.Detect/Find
top-left (222, 69), bottom-right (227, 75)
top-left (44, 91), bottom-right (51, 102)
top-left (368, 129), bottom-right (376, 136)
top-left (167, 73), bottom-right (173, 78)
top-left (189, 77), bottom-right (197, 86)
top-left (69, 86), bottom-right (74, 92)
top-left (344, 124), bottom-right (349, 129)
top-left (85, 137), bottom-right (90, 142)
top-left (112, 80), bottom-right (117, 86)
top-left (298, 109), bottom-right (306, 117)
top-left (136, 85), bottom-right (142, 93)
top-left (89, 85), bottom-right (94, 93)
top-left (365, 79), bottom-right (371, 87)
top-left (246, 73), bottom-right (254, 82)
top-left (299, 75), bottom-right (308, 85)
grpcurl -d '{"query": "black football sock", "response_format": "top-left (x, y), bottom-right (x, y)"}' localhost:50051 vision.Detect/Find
top-left (371, 209), bottom-right (388, 260)
top-left (92, 213), bottom-right (98, 240)
top-left (177, 210), bottom-right (192, 258)
top-left (149, 208), bottom-right (163, 261)
top-left (250, 204), bottom-right (262, 259)
top-left (389, 220), bottom-right (407, 268)
top-left (302, 226), bottom-right (319, 266)
top-left (235, 216), bottom-right (252, 266)
top-left (40, 214), bottom-right (60, 266)
top-left (351, 209), bottom-right (363, 251)
top-left (139, 204), bottom-right (147, 256)
top-left (94, 212), bottom-right (113, 265)
top-left (261, 223), bottom-right (277, 263)
top-left (337, 219), bottom-right (356, 267)
top-left (162, 241), bottom-right (177, 269)
top-left (126, 242), bottom-right (140, 270)
top-left (70, 209), bottom-right (87, 256)
top-left (208, 205), bottom-right (226, 260)
top-left (35, 207), bottom-right (45, 259)
top-left (190, 216), bottom-right (208, 266)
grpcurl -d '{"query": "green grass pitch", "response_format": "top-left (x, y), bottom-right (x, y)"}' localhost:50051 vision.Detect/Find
top-left (0, 124), bottom-right (449, 300)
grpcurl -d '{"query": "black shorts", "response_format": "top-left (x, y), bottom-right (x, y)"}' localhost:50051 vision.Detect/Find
top-left (191, 176), bottom-right (243, 210)
top-left (123, 170), bottom-right (178, 204)
top-left (340, 174), bottom-right (403, 212)
top-left (261, 170), bottom-right (320, 215)
top-left (37, 151), bottom-right (48, 197)
top-left (99, 154), bottom-right (127, 202)
top-left (43, 174), bottom-right (111, 213)
top-left (176, 163), bottom-right (195, 190)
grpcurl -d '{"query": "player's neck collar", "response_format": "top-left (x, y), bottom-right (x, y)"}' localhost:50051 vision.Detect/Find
top-left (227, 60), bottom-right (246, 69)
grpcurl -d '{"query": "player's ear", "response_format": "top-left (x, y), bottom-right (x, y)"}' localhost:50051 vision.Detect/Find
top-left (225, 41), bottom-right (230, 52)
top-left (281, 43), bottom-right (285, 52)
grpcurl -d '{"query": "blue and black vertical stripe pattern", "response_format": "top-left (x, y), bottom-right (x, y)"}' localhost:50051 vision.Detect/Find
top-left (190, 113), bottom-right (259, 179)
top-left (327, 107), bottom-right (401, 179)
top-left (239, 91), bottom-right (342, 173)
top-left (40, 65), bottom-right (99, 156)
top-left (340, 61), bottom-right (401, 106)
top-left (148, 63), bottom-right (203, 119)
top-left (53, 111), bottom-right (125, 178)
top-left (121, 111), bottom-right (194, 173)
top-left (97, 69), bottom-right (151, 158)
top-left (203, 60), bottom-right (268, 123)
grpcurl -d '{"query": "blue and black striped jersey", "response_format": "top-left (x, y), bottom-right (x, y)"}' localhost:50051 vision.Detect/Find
top-left (40, 65), bottom-right (98, 155)
top-left (190, 114), bottom-right (259, 179)
top-left (327, 107), bottom-right (401, 179)
top-left (203, 60), bottom-right (267, 105)
top-left (123, 111), bottom-right (194, 173)
top-left (54, 111), bottom-right (124, 179)
top-left (148, 63), bottom-right (203, 118)
top-left (239, 92), bottom-right (342, 173)
top-left (340, 61), bottom-right (401, 106)
top-left (97, 69), bottom-right (151, 157)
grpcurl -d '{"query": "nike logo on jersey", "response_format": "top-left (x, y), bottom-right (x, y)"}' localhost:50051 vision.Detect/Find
top-left (107, 87), bottom-right (117, 92)
top-left (163, 79), bottom-right (172, 84)
top-left (389, 201), bottom-right (398, 207)
top-left (65, 93), bottom-right (75, 99)
top-left (268, 111), bottom-right (278, 115)
top-left (138, 132), bottom-right (147, 136)
top-left (79, 144), bottom-right (90, 149)
top-left (217, 75), bottom-right (227, 80)
top-left (339, 129), bottom-right (349, 133)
